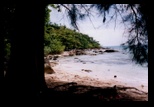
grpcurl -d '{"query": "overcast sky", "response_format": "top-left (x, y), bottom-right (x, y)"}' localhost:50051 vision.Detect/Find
top-left (49, 6), bottom-right (128, 47)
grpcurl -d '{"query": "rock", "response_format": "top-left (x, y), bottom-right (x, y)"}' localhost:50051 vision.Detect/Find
top-left (141, 85), bottom-right (144, 88)
top-left (104, 49), bottom-right (119, 53)
top-left (47, 55), bottom-right (53, 60)
top-left (93, 50), bottom-right (98, 53)
top-left (89, 54), bottom-right (97, 56)
top-left (44, 64), bottom-right (55, 74)
top-left (81, 69), bottom-right (85, 71)
top-left (81, 69), bottom-right (92, 73)
top-left (74, 75), bottom-right (79, 78)
top-left (53, 55), bottom-right (61, 60)
top-left (49, 62), bottom-right (58, 67)
top-left (99, 50), bottom-right (104, 54)
top-left (69, 51), bottom-right (75, 56)
top-left (84, 69), bottom-right (92, 73)
top-left (44, 58), bottom-right (49, 63)
top-left (62, 51), bottom-right (70, 57)
top-left (75, 50), bottom-right (86, 55)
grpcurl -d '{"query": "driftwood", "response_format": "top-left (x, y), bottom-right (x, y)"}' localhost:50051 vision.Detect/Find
top-left (115, 85), bottom-right (148, 95)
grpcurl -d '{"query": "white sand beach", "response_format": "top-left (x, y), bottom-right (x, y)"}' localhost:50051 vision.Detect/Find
top-left (45, 53), bottom-right (148, 93)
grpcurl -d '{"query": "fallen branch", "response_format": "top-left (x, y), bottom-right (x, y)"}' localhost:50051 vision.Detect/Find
top-left (115, 85), bottom-right (148, 95)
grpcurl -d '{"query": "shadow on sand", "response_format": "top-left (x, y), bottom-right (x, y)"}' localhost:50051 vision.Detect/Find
top-left (40, 81), bottom-right (148, 103)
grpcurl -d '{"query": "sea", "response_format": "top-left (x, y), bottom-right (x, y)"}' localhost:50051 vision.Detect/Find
top-left (55, 45), bottom-right (148, 92)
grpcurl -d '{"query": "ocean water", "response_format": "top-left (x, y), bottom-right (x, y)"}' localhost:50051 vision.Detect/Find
top-left (55, 46), bottom-right (148, 92)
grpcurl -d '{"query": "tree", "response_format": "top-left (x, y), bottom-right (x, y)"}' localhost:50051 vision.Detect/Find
top-left (44, 23), bottom-right (101, 52)
top-left (53, 4), bottom-right (148, 65)
top-left (3, 3), bottom-right (149, 104)
top-left (3, 3), bottom-right (47, 104)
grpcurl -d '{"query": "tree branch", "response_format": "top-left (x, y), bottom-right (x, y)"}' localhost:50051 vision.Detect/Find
top-left (129, 4), bottom-right (140, 44)
top-left (81, 4), bottom-right (96, 29)
top-left (60, 4), bottom-right (79, 30)
top-left (114, 5), bottom-right (129, 30)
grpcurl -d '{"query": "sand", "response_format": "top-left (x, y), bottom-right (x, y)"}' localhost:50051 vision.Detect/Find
top-left (44, 50), bottom-right (148, 101)
top-left (45, 64), bottom-right (148, 101)
top-left (45, 61), bottom-right (148, 92)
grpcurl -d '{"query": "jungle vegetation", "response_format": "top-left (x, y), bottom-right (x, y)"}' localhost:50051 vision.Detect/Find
top-left (44, 23), bottom-right (101, 55)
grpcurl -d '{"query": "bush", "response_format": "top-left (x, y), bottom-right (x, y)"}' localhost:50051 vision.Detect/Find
top-left (44, 46), bottom-right (51, 56)
top-left (44, 39), bottom-right (65, 55)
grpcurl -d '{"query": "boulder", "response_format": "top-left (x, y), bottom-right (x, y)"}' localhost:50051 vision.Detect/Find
top-left (44, 58), bottom-right (49, 63)
top-left (44, 64), bottom-right (55, 74)
top-left (53, 55), bottom-right (61, 60)
top-left (75, 50), bottom-right (86, 55)
top-left (49, 61), bottom-right (58, 67)
top-left (104, 49), bottom-right (118, 53)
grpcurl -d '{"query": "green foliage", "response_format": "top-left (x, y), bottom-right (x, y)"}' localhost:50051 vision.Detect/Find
top-left (44, 4), bottom-right (57, 25)
top-left (44, 4), bottom-right (100, 55)
top-left (44, 6), bottom-right (51, 25)
top-left (44, 23), bottom-right (101, 55)
top-left (44, 46), bottom-right (51, 56)
top-left (44, 39), bottom-right (65, 55)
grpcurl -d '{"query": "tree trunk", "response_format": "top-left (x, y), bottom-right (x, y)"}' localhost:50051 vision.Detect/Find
top-left (4, 3), bottom-right (47, 104)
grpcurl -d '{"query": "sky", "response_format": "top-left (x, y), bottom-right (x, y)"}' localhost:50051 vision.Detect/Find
top-left (49, 5), bottom-right (128, 47)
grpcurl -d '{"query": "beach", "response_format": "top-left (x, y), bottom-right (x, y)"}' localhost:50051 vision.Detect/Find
top-left (45, 48), bottom-right (148, 101)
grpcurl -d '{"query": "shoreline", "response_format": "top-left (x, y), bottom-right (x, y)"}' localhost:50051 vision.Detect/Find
top-left (45, 66), bottom-right (148, 101)
top-left (44, 48), bottom-right (148, 93)
top-left (44, 48), bottom-right (148, 101)
top-left (45, 65), bottom-right (148, 93)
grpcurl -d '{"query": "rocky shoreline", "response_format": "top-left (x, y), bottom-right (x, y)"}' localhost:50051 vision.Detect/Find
top-left (45, 48), bottom-right (118, 58)
top-left (44, 48), bottom-right (119, 74)
top-left (44, 48), bottom-right (148, 101)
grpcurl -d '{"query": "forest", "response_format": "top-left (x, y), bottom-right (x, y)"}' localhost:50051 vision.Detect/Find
top-left (44, 23), bottom-right (101, 55)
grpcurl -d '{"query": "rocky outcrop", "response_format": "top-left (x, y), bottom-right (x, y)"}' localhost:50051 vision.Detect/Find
top-left (44, 54), bottom-right (59, 74)
top-left (68, 50), bottom-right (87, 56)
top-left (44, 48), bottom-right (119, 61)
top-left (104, 49), bottom-right (119, 53)
top-left (44, 64), bottom-right (55, 74)
top-left (46, 55), bottom-right (61, 60)
top-left (68, 51), bottom-right (76, 56)
top-left (75, 50), bottom-right (87, 55)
